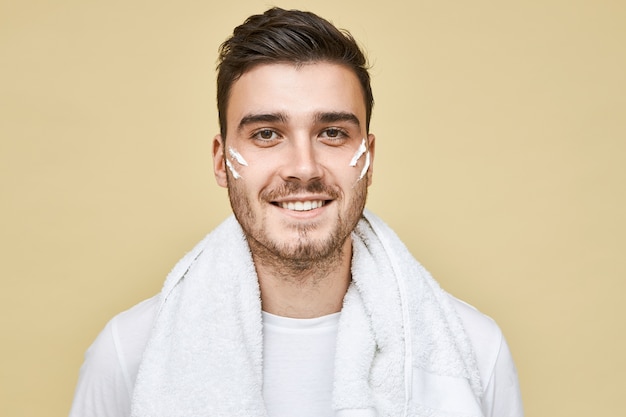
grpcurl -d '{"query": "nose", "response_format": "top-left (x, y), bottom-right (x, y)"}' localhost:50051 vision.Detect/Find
top-left (279, 138), bottom-right (324, 183)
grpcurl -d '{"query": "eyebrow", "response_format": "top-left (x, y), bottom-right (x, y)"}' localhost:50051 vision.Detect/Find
top-left (237, 113), bottom-right (288, 132)
top-left (236, 111), bottom-right (361, 132)
top-left (315, 111), bottom-right (361, 128)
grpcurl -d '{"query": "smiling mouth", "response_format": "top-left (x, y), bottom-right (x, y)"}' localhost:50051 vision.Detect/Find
top-left (273, 200), bottom-right (328, 212)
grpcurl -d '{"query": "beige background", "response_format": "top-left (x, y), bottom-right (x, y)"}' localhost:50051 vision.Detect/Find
top-left (1, 0), bottom-right (625, 416)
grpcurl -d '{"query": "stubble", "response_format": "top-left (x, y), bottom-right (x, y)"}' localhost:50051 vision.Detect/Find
top-left (226, 171), bottom-right (368, 280)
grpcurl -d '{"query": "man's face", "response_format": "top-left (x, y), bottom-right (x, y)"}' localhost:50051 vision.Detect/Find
top-left (213, 62), bottom-right (375, 265)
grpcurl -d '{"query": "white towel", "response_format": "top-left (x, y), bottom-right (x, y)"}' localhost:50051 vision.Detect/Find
top-left (131, 210), bottom-right (483, 417)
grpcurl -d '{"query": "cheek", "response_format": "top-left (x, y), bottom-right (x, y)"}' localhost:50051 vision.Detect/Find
top-left (339, 138), bottom-right (370, 183)
top-left (348, 138), bottom-right (371, 182)
top-left (356, 151), bottom-right (371, 181)
top-left (224, 146), bottom-right (250, 180)
top-left (226, 159), bottom-right (243, 179)
top-left (349, 138), bottom-right (367, 167)
top-left (228, 147), bottom-right (249, 166)
top-left (227, 161), bottom-right (272, 197)
top-left (244, 151), bottom-right (293, 184)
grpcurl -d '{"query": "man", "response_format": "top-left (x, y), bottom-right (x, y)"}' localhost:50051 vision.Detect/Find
top-left (69, 7), bottom-right (523, 417)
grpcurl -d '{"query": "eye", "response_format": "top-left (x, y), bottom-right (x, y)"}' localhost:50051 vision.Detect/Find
top-left (325, 128), bottom-right (342, 138)
top-left (320, 127), bottom-right (348, 143)
top-left (257, 129), bottom-right (275, 140)
top-left (251, 129), bottom-right (281, 145)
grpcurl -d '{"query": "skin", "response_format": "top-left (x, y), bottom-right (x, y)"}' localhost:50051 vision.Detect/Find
top-left (213, 62), bottom-right (375, 318)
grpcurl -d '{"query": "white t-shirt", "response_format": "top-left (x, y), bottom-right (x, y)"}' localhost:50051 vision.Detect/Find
top-left (69, 295), bottom-right (523, 417)
top-left (262, 311), bottom-right (340, 417)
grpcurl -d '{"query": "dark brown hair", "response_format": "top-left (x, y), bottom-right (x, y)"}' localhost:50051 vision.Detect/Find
top-left (216, 7), bottom-right (373, 137)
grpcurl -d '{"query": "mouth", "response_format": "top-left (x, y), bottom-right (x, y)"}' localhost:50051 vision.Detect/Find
top-left (271, 199), bottom-right (330, 212)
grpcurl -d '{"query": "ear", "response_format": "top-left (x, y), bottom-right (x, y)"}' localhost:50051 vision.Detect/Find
top-left (212, 134), bottom-right (228, 188)
top-left (366, 133), bottom-right (375, 186)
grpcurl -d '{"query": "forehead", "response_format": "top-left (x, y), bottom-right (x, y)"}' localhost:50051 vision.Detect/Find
top-left (226, 62), bottom-right (367, 128)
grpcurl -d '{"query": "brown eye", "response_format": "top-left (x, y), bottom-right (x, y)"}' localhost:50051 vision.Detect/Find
top-left (326, 128), bottom-right (340, 137)
top-left (320, 128), bottom-right (348, 143)
top-left (251, 129), bottom-right (280, 146)
top-left (259, 129), bottom-right (274, 140)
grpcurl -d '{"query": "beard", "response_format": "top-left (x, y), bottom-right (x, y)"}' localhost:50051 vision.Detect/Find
top-left (226, 174), bottom-right (368, 271)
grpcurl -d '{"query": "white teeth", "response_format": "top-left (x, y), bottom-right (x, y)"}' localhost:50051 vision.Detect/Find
top-left (279, 200), bottom-right (324, 211)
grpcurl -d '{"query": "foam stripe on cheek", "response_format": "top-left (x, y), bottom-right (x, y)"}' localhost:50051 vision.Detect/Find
top-left (228, 147), bottom-right (248, 166)
top-left (226, 158), bottom-right (242, 179)
top-left (358, 151), bottom-right (371, 180)
top-left (349, 138), bottom-right (367, 167)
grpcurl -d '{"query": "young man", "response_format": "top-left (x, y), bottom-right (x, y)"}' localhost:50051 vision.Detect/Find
top-left (69, 8), bottom-right (523, 417)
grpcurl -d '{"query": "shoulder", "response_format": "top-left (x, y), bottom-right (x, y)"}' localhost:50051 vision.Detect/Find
top-left (105, 295), bottom-right (160, 387)
top-left (449, 295), bottom-right (503, 377)
top-left (69, 295), bottom-right (159, 417)
top-left (87, 295), bottom-right (159, 379)
top-left (111, 295), bottom-right (160, 353)
top-left (448, 295), bottom-right (524, 416)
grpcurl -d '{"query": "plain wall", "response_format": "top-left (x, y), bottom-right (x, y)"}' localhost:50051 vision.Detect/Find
top-left (1, 0), bottom-right (625, 416)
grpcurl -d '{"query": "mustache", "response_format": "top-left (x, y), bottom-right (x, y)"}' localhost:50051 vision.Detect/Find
top-left (262, 180), bottom-right (340, 201)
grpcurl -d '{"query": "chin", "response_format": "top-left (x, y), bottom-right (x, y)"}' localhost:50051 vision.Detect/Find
top-left (266, 228), bottom-right (347, 262)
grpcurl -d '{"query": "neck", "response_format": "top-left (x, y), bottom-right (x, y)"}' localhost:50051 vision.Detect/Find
top-left (251, 238), bottom-right (352, 319)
